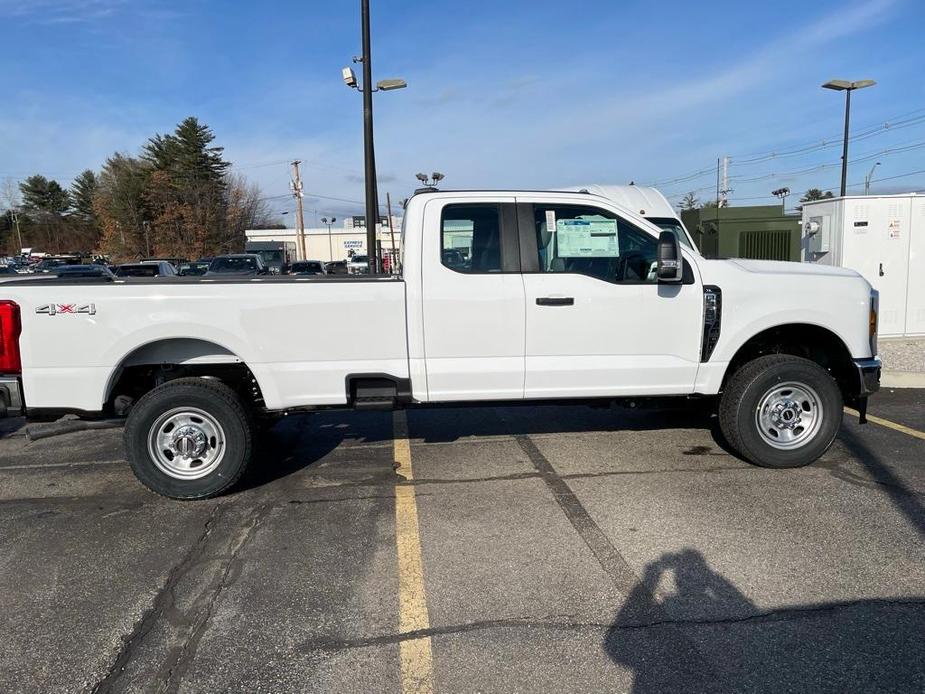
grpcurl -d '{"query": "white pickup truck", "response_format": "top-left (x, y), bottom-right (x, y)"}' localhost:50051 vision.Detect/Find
top-left (0, 189), bottom-right (880, 499)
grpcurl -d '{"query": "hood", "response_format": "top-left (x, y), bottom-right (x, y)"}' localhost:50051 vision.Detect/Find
top-left (725, 258), bottom-right (861, 279)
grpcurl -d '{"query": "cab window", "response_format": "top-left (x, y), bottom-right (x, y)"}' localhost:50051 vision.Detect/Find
top-left (532, 204), bottom-right (658, 283)
top-left (441, 204), bottom-right (503, 273)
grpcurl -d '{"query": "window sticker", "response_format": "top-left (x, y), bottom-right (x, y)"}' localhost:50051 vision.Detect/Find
top-left (545, 210), bottom-right (557, 234)
top-left (556, 218), bottom-right (619, 257)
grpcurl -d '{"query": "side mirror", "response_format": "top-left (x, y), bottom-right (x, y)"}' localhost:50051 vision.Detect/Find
top-left (657, 231), bottom-right (683, 283)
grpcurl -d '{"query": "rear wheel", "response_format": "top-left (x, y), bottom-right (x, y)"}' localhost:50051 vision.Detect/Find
top-left (719, 355), bottom-right (842, 468)
top-left (124, 377), bottom-right (254, 499)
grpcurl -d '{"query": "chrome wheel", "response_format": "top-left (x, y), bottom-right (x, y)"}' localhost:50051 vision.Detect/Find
top-left (755, 381), bottom-right (824, 450)
top-left (147, 407), bottom-right (226, 480)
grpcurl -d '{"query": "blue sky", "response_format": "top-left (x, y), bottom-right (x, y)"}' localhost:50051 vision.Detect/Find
top-left (1, 0), bottom-right (924, 220)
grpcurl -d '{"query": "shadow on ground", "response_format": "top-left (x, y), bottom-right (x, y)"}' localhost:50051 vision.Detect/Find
top-left (238, 401), bottom-right (739, 491)
top-left (605, 549), bottom-right (925, 693)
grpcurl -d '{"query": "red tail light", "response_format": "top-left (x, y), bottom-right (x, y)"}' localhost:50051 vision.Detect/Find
top-left (0, 301), bottom-right (22, 374)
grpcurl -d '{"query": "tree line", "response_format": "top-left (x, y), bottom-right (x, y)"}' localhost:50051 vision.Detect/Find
top-left (1, 117), bottom-right (278, 261)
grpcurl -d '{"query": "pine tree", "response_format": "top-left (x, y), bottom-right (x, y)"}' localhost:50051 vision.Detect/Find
top-left (143, 117), bottom-right (230, 185)
top-left (19, 175), bottom-right (71, 214)
top-left (141, 117), bottom-right (231, 258)
top-left (94, 154), bottom-right (152, 260)
top-left (71, 170), bottom-right (99, 218)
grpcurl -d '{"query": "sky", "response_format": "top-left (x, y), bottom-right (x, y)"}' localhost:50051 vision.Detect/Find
top-left (1, 0), bottom-right (924, 221)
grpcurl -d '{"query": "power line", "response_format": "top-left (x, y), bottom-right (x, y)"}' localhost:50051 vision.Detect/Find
top-left (649, 104), bottom-right (925, 188)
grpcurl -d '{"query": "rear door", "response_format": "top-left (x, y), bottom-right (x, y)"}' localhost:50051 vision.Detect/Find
top-left (421, 197), bottom-right (525, 400)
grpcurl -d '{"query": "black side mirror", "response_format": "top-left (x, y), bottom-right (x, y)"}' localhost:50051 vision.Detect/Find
top-left (657, 231), bottom-right (683, 283)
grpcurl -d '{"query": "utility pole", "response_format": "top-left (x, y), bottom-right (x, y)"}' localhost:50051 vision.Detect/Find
top-left (360, 0), bottom-right (379, 274)
top-left (386, 192), bottom-right (397, 274)
top-left (10, 209), bottom-right (23, 253)
top-left (720, 156), bottom-right (730, 207)
top-left (142, 221), bottom-right (151, 257)
top-left (290, 160), bottom-right (306, 261)
top-left (716, 158), bottom-right (721, 208)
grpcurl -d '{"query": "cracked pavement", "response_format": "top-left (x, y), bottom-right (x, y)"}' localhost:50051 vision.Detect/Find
top-left (1, 391), bottom-right (924, 693)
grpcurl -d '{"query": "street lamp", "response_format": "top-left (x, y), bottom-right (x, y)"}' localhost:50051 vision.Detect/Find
top-left (415, 171), bottom-right (445, 188)
top-left (342, 0), bottom-right (407, 275)
top-left (864, 162), bottom-right (881, 195)
top-left (321, 216), bottom-right (337, 262)
top-left (822, 79), bottom-right (876, 197)
top-left (772, 187), bottom-right (791, 213)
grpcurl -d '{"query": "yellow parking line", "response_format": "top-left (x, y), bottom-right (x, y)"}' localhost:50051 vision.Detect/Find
top-left (393, 410), bottom-right (435, 694)
top-left (844, 407), bottom-right (925, 441)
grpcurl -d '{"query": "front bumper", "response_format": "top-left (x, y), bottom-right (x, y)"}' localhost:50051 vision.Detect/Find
top-left (0, 376), bottom-right (23, 417)
top-left (853, 358), bottom-right (881, 397)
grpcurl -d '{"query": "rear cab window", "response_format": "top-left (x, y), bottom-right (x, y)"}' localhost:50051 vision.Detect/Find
top-left (439, 203), bottom-right (519, 273)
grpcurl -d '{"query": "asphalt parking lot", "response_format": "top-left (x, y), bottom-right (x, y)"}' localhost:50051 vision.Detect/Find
top-left (1, 390), bottom-right (924, 694)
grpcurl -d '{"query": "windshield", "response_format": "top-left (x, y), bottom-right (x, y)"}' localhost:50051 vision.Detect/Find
top-left (292, 262), bottom-right (322, 273)
top-left (210, 257), bottom-right (257, 272)
top-left (647, 217), bottom-right (694, 249)
top-left (253, 250), bottom-right (283, 265)
top-left (351, 255), bottom-right (368, 264)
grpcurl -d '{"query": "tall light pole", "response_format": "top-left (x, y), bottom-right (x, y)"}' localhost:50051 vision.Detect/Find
top-left (321, 216), bottom-right (336, 262)
top-left (343, 0), bottom-right (406, 275)
top-left (822, 79), bottom-right (876, 197)
top-left (864, 162), bottom-right (881, 195)
top-left (772, 187), bottom-right (791, 213)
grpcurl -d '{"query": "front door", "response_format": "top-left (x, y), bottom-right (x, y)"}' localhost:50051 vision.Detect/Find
top-left (421, 197), bottom-right (525, 401)
top-left (518, 199), bottom-right (703, 398)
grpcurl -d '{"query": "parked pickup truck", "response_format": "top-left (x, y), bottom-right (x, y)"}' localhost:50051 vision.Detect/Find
top-left (0, 189), bottom-right (881, 499)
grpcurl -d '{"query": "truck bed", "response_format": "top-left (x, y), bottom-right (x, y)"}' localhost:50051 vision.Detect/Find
top-left (1, 275), bottom-right (408, 412)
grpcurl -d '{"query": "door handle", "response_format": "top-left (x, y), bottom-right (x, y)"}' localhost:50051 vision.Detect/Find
top-left (879, 263), bottom-right (884, 277)
top-left (536, 297), bottom-right (574, 306)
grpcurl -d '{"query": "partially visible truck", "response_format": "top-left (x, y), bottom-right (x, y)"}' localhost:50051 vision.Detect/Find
top-left (244, 240), bottom-right (296, 275)
top-left (0, 188), bottom-right (880, 499)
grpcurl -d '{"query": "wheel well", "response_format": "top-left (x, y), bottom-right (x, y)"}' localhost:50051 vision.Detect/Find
top-left (723, 324), bottom-right (856, 396)
top-left (106, 339), bottom-right (265, 415)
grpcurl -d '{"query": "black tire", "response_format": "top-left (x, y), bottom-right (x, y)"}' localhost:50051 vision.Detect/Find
top-left (124, 377), bottom-right (254, 499)
top-left (719, 354), bottom-right (842, 469)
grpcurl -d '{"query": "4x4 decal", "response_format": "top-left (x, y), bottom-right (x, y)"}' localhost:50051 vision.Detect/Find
top-left (35, 303), bottom-right (96, 316)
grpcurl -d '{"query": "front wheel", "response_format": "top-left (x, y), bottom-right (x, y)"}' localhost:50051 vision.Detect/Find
top-left (124, 377), bottom-right (254, 499)
top-left (719, 355), bottom-right (842, 468)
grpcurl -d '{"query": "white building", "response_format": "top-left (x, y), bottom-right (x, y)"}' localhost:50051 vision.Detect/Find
top-left (802, 193), bottom-right (925, 337)
top-left (245, 216), bottom-right (402, 265)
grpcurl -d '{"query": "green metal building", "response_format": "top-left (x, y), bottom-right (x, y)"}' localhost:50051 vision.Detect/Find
top-left (680, 205), bottom-right (802, 261)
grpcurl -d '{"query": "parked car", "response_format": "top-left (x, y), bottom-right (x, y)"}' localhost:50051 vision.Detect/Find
top-left (142, 257), bottom-right (185, 270)
top-left (0, 265), bottom-right (17, 275)
top-left (289, 260), bottom-right (326, 276)
top-left (54, 265), bottom-right (115, 279)
top-left (324, 261), bottom-right (348, 275)
top-left (33, 257), bottom-right (82, 273)
top-left (178, 261), bottom-right (210, 276)
top-left (0, 187), bottom-right (881, 499)
top-left (346, 255), bottom-right (369, 275)
top-left (204, 254), bottom-right (267, 277)
top-left (114, 261), bottom-right (177, 278)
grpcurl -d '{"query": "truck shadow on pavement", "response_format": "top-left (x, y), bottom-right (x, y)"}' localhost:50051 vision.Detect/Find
top-left (605, 549), bottom-right (925, 693)
top-left (239, 402), bottom-right (739, 491)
